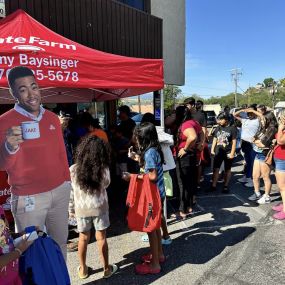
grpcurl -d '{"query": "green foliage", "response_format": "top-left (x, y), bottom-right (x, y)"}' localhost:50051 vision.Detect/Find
top-left (164, 85), bottom-right (182, 114)
top-left (200, 87), bottom-right (285, 109)
top-left (263, 78), bottom-right (274, 88)
top-left (280, 78), bottom-right (285, 87)
top-left (204, 92), bottom-right (243, 107)
top-left (178, 76), bottom-right (285, 110)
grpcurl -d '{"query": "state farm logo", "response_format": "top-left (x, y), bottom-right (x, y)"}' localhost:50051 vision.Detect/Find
top-left (0, 188), bottom-right (11, 211)
top-left (0, 36), bottom-right (76, 51)
top-left (12, 45), bottom-right (45, 51)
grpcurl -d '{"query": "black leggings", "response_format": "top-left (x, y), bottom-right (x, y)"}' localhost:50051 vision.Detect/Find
top-left (176, 152), bottom-right (197, 212)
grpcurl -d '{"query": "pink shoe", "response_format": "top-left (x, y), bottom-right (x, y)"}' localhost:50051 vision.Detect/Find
top-left (141, 253), bottom-right (166, 263)
top-left (135, 263), bottom-right (161, 275)
top-left (273, 210), bottom-right (285, 220)
top-left (272, 203), bottom-right (284, 212)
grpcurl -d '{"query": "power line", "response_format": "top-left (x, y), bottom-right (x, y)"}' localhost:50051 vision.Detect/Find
top-left (186, 85), bottom-right (233, 92)
top-left (230, 68), bottom-right (242, 107)
top-left (181, 93), bottom-right (226, 98)
top-left (237, 85), bottom-right (246, 94)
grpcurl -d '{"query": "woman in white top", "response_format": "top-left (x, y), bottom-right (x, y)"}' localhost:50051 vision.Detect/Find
top-left (234, 105), bottom-right (260, 187)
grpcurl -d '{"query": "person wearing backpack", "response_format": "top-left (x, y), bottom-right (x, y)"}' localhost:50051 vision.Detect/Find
top-left (69, 136), bottom-right (118, 280)
top-left (123, 122), bottom-right (165, 274)
top-left (246, 108), bottom-right (277, 203)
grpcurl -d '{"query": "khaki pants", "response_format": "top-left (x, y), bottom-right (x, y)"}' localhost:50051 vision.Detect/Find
top-left (11, 181), bottom-right (71, 260)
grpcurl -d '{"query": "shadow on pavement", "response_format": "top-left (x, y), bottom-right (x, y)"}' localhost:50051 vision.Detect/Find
top-left (82, 226), bottom-right (255, 285)
top-left (82, 211), bottom-right (255, 285)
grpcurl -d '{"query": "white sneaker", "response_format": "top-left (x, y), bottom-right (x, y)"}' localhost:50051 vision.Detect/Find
top-left (245, 178), bottom-right (254, 187)
top-left (248, 192), bottom-right (261, 201)
top-left (237, 176), bottom-right (247, 183)
top-left (257, 194), bottom-right (271, 204)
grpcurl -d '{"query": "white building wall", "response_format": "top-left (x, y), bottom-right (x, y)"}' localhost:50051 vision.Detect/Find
top-left (151, 0), bottom-right (186, 86)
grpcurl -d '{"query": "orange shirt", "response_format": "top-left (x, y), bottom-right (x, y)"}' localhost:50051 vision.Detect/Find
top-left (90, 129), bottom-right (109, 143)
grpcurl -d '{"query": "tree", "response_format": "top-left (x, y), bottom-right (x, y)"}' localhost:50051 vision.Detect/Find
top-left (163, 85), bottom-right (182, 115)
top-left (280, 78), bottom-right (285, 87)
top-left (263, 77), bottom-right (274, 88)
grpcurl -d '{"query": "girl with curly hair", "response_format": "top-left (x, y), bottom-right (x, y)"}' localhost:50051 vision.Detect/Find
top-left (69, 136), bottom-right (118, 280)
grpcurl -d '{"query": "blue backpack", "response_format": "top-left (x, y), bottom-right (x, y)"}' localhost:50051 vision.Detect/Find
top-left (19, 232), bottom-right (70, 285)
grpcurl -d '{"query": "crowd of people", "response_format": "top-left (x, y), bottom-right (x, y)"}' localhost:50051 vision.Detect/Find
top-left (0, 66), bottom-right (285, 284)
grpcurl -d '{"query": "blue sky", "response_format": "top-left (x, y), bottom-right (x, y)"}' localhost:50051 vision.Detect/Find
top-left (181, 0), bottom-right (285, 99)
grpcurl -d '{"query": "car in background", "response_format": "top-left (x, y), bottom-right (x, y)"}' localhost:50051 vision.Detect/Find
top-left (205, 110), bottom-right (216, 126)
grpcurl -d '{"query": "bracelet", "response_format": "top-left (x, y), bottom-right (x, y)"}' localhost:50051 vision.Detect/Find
top-left (14, 248), bottom-right (22, 256)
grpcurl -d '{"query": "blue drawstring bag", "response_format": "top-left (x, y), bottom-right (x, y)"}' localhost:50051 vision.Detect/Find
top-left (19, 231), bottom-right (70, 285)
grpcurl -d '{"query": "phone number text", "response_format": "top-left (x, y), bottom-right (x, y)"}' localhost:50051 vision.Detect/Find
top-left (0, 69), bottom-right (79, 82)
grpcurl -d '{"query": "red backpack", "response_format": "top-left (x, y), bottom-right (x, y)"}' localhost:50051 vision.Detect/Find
top-left (126, 174), bottom-right (161, 233)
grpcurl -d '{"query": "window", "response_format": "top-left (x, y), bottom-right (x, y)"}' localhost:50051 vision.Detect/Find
top-left (117, 0), bottom-right (145, 11)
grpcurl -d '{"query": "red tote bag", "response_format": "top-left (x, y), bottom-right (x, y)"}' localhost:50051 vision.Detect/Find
top-left (126, 174), bottom-right (161, 233)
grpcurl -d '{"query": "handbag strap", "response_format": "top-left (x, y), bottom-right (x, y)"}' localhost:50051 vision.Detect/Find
top-left (126, 174), bottom-right (138, 207)
top-left (143, 174), bottom-right (157, 228)
top-left (143, 174), bottom-right (155, 205)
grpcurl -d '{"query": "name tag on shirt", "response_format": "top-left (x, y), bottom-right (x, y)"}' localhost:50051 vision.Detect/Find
top-left (25, 196), bottom-right (35, 212)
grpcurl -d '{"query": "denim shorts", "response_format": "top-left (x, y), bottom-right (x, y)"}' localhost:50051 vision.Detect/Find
top-left (255, 152), bottom-right (266, 162)
top-left (76, 212), bottom-right (110, 233)
top-left (274, 158), bottom-right (285, 172)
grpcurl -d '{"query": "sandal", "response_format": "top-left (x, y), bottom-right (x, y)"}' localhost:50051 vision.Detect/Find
top-left (67, 241), bottom-right (78, 252)
top-left (179, 211), bottom-right (187, 219)
top-left (135, 263), bottom-right (161, 275)
top-left (77, 265), bottom-right (90, 279)
top-left (141, 253), bottom-right (166, 263)
top-left (103, 264), bottom-right (118, 279)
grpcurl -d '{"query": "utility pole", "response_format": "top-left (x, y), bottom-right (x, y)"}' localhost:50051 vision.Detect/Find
top-left (138, 95), bottom-right (141, 113)
top-left (230, 68), bottom-right (242, 108)
top-left (269, 81), bottom-right (277, 108)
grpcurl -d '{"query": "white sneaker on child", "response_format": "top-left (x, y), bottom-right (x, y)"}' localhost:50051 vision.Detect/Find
top-left (248, 192), bottom-right (261, 201)
top-left (257, 194), bottom-right (271, 204)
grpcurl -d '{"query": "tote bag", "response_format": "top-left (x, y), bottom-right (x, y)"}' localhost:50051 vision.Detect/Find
top-left (126, 174), bottom-right (161, 232)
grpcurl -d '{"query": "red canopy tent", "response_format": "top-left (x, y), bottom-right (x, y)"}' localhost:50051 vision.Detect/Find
top-left (0, 10), bottom-right (164, 104)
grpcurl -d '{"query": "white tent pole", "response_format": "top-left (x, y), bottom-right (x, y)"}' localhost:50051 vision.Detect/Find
top-left (160, 88), bottom-right (164, 127)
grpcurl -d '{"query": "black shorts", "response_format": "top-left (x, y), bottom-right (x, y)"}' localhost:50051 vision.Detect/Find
top-left (213, 151), bottom-right (233, 171)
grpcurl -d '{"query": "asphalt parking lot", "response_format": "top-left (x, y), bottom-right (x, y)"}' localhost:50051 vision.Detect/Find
top-left (67, 156), bottom-right (285, 285)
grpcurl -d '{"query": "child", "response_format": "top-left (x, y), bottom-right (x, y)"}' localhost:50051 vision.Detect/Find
top-left (0, 206), bottom-right (33, 285)
top-left (69, 136), bottom-right (118, 280)
top-left (210, 112), bottom-right (237, 193)
top-left (123, 122), bottom-right (165, 274)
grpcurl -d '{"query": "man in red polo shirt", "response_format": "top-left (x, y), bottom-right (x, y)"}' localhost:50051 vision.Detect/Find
top-left (0, 66), bottom-right (71, 259)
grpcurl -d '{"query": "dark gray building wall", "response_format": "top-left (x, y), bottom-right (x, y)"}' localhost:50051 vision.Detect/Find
top-left (5, 0), bottom-right (162, 59)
